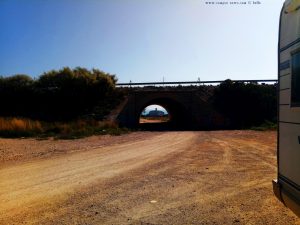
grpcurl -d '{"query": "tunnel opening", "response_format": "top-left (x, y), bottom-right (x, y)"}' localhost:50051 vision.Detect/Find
top-left (137, 98), bottom-right (190, 130)
top-left (139, 104), bottom-right (170, 124)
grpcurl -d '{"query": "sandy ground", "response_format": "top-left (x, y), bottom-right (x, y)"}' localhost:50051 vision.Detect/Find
top-left (0, 131), bottom-right (299, 224)
top-left (139, 118), bottom-right (169, 123)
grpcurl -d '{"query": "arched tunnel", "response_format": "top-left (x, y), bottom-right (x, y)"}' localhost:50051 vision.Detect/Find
top-left (137, 98), bottom-right (191, 130)
top-left (117, 90), bottom-right (219, 130)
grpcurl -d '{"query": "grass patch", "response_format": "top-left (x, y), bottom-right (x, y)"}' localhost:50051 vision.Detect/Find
top-left (0, 117), bottom-right (43, 137)
top-left (250, 120), bottom-right (277, 131)
top-left (0, 117), bottom-right (129, 139)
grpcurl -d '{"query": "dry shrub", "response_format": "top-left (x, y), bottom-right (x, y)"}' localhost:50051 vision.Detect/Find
top-left (0, 117), bottom-right (125, 138)
top-left (0, 117), bottom-right (43, 132)
top-left (98, 120), bottom-right (118, 129)
top-left (0, 117), bottom-right (43, 137)
top-left (47, 119), bottom-right (123, 139)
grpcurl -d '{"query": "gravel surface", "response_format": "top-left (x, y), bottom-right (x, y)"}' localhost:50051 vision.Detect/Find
top-left (0, 131), bottom-right (299, 224)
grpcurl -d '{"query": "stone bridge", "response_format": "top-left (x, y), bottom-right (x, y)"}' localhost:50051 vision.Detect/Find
top-left (113, 79), bottom-right (277, 130)
top-left (116, 87), bottom-right (226, 130)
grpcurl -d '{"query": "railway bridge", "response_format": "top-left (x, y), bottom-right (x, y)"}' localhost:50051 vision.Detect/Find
top-left (114, 79), bottom-right (277, 129)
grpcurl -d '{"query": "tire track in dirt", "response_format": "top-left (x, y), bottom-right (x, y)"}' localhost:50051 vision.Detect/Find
top-left (0, 132), bottom-right (197, 223)
top-left (0, 131), bottom-right (299, 225)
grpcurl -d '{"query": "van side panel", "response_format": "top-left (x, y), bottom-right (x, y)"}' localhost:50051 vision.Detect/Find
top-left (279, 122), bottom-right (300, 184)
top-left (279, 2), bottom-right (300, 184)
top-left (279, 5), bottom-right (300, 49)
top-left (275, 0), bottom-right (300, 217)
top-left (279, 74), bottom-right (291, 90)
top-left (280, 106), bottom-right (300, 123)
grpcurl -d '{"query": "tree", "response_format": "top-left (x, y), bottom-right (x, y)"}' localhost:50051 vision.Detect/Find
top-left (213, 80), bottom-right (276, 128)
top-left (0, 67), bottom-right (123, 121)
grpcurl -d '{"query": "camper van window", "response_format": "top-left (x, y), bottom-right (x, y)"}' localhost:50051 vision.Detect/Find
top-left (291, 51), bottom-right (300, 107)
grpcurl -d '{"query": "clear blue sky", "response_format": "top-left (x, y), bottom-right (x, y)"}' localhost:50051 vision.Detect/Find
top-left (0, 0), bottom-right (285, 82)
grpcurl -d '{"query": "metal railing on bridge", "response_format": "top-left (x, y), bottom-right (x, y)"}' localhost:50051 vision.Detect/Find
top-left (116, 79), bottom-right (278, 87)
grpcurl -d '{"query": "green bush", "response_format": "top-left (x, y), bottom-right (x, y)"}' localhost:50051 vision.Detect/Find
top-left (0, 67), bottom-right (123, 121)
top-left (251, 120), bottom-right (277, 131)
top-left (213, 80), bottom-right (277, 129)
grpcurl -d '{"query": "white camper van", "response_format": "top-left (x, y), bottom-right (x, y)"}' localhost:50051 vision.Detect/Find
top-left (273, 0), bottom-right (300, 217)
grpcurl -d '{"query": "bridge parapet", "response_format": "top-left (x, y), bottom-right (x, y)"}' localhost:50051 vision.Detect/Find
top-left (116, 79), bottom-right (277, 87)
top-left (115, 79), bottom-right (277, 130)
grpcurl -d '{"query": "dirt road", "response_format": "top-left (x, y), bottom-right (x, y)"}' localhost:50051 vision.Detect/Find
top-left (0, 131), bottom-right (299, 224)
